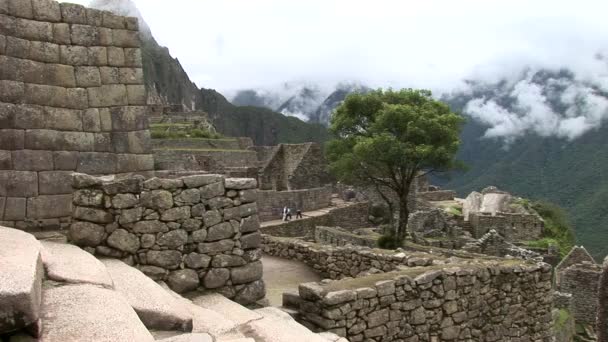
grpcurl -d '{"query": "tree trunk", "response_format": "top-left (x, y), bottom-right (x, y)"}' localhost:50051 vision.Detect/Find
top-left (397, 196), bottom-right (409, 240)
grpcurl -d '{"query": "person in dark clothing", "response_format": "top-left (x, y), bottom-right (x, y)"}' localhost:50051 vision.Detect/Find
top-left (296, 209), bottom-right (303, 219)
top-left (286, 207), bottom-right (292, 221)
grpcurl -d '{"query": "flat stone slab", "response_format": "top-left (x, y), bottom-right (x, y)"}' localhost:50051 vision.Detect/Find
top-left (156, 333), bottom-right (213, 342)
top-left (41, 241), bottom-right (113, 287)
top-left (0, 227), bottom-right (43, 335)
top-left (242, 307), bottom-right (329, 342)
top-left (40, 284), bottom-right (154, 342)
top-left (192, 293), bottom-right (261, 326)
top-left (102, 259), bottom-right (192, 331)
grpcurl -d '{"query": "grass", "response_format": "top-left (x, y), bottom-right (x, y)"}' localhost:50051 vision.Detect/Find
top-left (554, 309), bottom-right (571, 329)
top-left (150, 123), bottom-right (224, 140)
top-left (448, 205), bottom-right (463, 216)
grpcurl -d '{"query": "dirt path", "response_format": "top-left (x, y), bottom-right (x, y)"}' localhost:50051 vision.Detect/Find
top-left (262, 255), bottom-right (322, 307)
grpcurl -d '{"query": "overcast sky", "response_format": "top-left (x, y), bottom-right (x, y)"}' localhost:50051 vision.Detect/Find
top-left (60, 0), bottom-right (608, 94)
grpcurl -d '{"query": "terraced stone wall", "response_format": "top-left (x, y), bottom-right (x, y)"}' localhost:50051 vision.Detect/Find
top-left (68, 173), bottom-right (265, 305)
top-left (469, 212), bottom-right (543, 241)
top-left (0, 0), bottom-right (153, 230)
top-left (256, 186), bottom-right (332, 221)
top-left (314, 226), bottom-right (378, 248)
top-left (558, 262), bottom-right (601, 324)
top-left (296, 262), bottom-right (553, 341)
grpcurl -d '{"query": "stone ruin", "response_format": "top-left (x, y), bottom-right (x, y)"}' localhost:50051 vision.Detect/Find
top-left (0, 0), bottom-right (153, 231)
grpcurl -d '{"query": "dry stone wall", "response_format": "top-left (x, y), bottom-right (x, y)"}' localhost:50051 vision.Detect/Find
top-left (256, 186), bottom-right (332, 221)
top-left (558, 262), bottom-right (601, 324)
top-left (296, 262), bottom-right (553, 341)
top-left (68, 173), bottom-right (265, 305)
top-left (469, 212), bottom-right (543, 241)
top-left (0, 0), bottom-right (153, 230)
top-left (314, 226), bottom-right (378, 248)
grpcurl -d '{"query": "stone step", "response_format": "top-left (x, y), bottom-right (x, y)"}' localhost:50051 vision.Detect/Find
top-left (277, 306), bottom-right (300, 319)
top-left (240, 307), bottom-right (329, 342)
top-left (191, 293), bottom-right (262, 326)
top-left (0, 227), bottom-right (44, 336)
top-left (40, 241), bottom-right (113, 288)
top-left (101, 259), bottom-right (193, 332)
top-left (40, 283), bottom-right (154, 342)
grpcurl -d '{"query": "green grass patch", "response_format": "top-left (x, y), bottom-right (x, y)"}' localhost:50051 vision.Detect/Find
top-left (531, 201), bottom-right (575, 258)
top-left (150, 124), bottom-right (224, 140)
top-left (448, 205), bottom-right (462, 216)
top-left (554, 309), bottom-right (571, 329)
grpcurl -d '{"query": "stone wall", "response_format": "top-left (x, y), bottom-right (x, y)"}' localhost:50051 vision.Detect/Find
top-left (260, 202), bottom-right (370, 238)
top-left (558, 262), bottom-right (601, 324)
top-left (417, 190), bottom-right (456, 202)
top-left (68, 173), bottom-right (265, 305)
top-left (598, 256), bottom-right (608, 342)
top-left (262, 235), bottom-right (434, 279)
top-left (295, 262), bottom-right (553, 341)
top-left (151, 138), bottom-right (247, 151)
top-left (256, 186), bottom-right (332, 221)
top-left (154, 149), bottom-right (259, 171)
top-left (469, 212), bottom-right (543, 241)
top-left (0, 0), bottom-right (153, 230)
top-left (314, 226), bottom-right (378, 248)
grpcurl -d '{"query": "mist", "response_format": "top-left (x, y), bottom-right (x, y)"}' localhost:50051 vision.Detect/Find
top-left (60, 0), bottom-right (608, 141)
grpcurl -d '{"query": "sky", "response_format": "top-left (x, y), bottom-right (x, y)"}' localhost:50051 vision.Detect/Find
top-left (61, 0), bottom-right (608, 141)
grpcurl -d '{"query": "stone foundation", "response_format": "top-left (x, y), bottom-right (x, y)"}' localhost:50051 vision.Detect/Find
top-left (256, 186), bottom-right (332, 221)
top-left (558, 262), bottom-right (601, 324)
top-left (314, 226), bottom-right (379, 248)
top-left (0, 0), bottom-right (153, 231)
top-left (295, 262), bottom-right (553, 341)
top-left (68, 173), bottom-right (265, 305)
top-left (417, 190), bottom-right (456, 202)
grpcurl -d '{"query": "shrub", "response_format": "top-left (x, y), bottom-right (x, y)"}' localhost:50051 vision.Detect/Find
top-left (530, 200), bottom-right (575, 258)
top-left (377, 233), bottom-right (403, 249)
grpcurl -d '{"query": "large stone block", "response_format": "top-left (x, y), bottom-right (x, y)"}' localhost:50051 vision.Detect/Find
top-left (125, 17), bottom-right (138, 31)
top-left (53, 151), bottom-right (79, 170)
top-left (14, 17), bottom-right (53, 41)
top-left (0, 150), bottom-right (11, 169)
top-left (107, 46), bottom-right (125, 67)
top-left (0, 129), bottom-right (24, 150)
top-left (8, 0), bottom-right (33, 19)
top-left (230, 261), bottom-right (263, 285)
top-left (16, 106), bottom-right (82, 131)
top-left (5, 36), bottom-right (28, 59)
top-left (44, 63), bottom-right (77, 88)
top-left (124, 48), bottom-right (142, 67)
top-left (28, 40), bottom-right (60, 63)
top-left (119, 68), bottom-right (144, 85)
top-left (83, 108), bottom-right (101, 132)
top-left (4, 197), bottom-right (26, 220)
top-left (87, 84), bottom-right (128, 107)
top-left (0, 227), bottom-right (43, 335)
top-left (39, 171), bottom-right (72, 195)
top-left (12, 150), bottom-right (53, 171)
top-left (102, 11), bottom-right (125, 29)
top-left (52, 23), bottom-right (70, 45)
top-left (25, 129), bottom-right (95, 151)
top-left (110, 106), bottom-right (148, 131)
top-left (32, 0), bottom-right (60, 22)
top-left (98, 27), bottom-right (112, 45)
top-left (88, 46), bottom-right (107, 66)
top-left (116, 153), bottom-right (154, 173)
top-left (112, 29), bottom-right (139, 48)
top-left (99, 108), bottom-right (112, 131)
top-left (0, 102), bottom-right (15, 128)
top-left (197, 240), bottom-right (234, 254)
top-left (85, 8), bottom-right (102, 26)
top-left (69, 221), bottom-right (105, 247)
top-left (75, 66), bottom-right (101, 88)
top-left (0, 34), bottom-right (6, 54)
top-left (71, 24), bottom-right (100, 46)
top-left (73, 206), bottom-right (113, 223)
top-left (60, 45), bottom-right (90, 66)
top-left (59, 3), bottom-right (86, 24)
top-left (77, 152), bottom-right (116, 174)
top-left (94, 132), bottom-right (112, 152)
top-left (99, 66), bottom-right (120, 84)
top-left (66, 87), bottom-right (88, 109)
top-left (146, 250), bottom-right (182, 269)
top-left (23, 84), bottom-right (68, 108)
top-left (0, 171), bottom-right (38, 197)
top-left (126, 84), bottom-right (146, 105)
top-left (112, 130), bottom-right (151, 154)
top-left (205, 222), bottom-right (234, 241)
top-left (27, 194), bottom-right (72, 219)
top-left (107, 228), bottom-right (140, 253)
top-left (0, 80), bottom-right (25, 103)
top-left (0, 1), bottom-right (7, 15)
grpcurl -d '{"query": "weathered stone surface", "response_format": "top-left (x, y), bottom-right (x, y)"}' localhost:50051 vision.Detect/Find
top-left (102, 259), bottom-right (192, 331)
top-left (234, 280), bottom-right (266, 305)
top-left (107, 229), bottom-right (140, 253)
top-left (156, 333), bottom-right (213, 342)
top-left (175, 189), bottom-right (200, 205)
top-left (59, 3), bottom-right (87, 24)
top-left (239, 203), bottom-right (258, 217)
top-left (240, 232), bottom-right (262, 250)
top-left (191, 229), bottom-right (208, 243)
top-left (231, 261), bottom-right (263, 285)
top-left (161, 206), bottom-right (191, 221)
top-left (158, 230), bottom-right (188, 248)
top-left (118, 207), bottom-right (143, 225)
top-left (4, 197), bottom-right (26, 220)
top-left (212, 255), bottom-right (246, 268)
top-left (200, 181), bottom-right (225, 200)
top-left (133, 220), bottom-right (168, 234)
top-left (240, 215), bottom-right (260, 233)
top-left (73, 206), bottom-right (113, 223)
top-left (0, 227), bottom-right (43, 335)
top-left (38, 171), bottom-right (72, 195)
top-left (147, 250), bottom-right (182, 269)
top-left (184, 253), bottom-right (211, 269)
top-left (40, 241), bottom-right (112, 287)
top-left (225, 178), bottom-right (257, 190)
top-left (69, 221), bottom-right (105, 247)
top-left (182, 174), bottom-right (222, 188)
top-left (111, 193), bottom-right (138, 209)
top-left (102, 176), bottom-right (143, 194)
top-left (27, 194), bottom-right (72, 219)
top-left (167, 269), bottom-right (199, 294)
top-left (40, 284), bottom-right (154, 342)
top-left (182, 218), bottom-right (202, 232)
top-left (206, 222), bottom-right (234, 241)
top-left (140, 190), bottom-right (172, 209)
top-left (73, 189), bottom-right (104, 207)
top-left (202, 268), bottom-right (230, 289)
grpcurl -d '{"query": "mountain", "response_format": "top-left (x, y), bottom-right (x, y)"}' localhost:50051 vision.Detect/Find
top-left (439, 68), bottom-right (608, 260)
top-left (88, 0), bottom-right (328, 146)
top-left (230, 83), bottom-right (370, 125)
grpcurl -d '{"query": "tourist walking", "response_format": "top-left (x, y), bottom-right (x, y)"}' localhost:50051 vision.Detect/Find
top-left (282, 206), bottom-right (288, 221)
top-left (296, 209), bottom-right (303, 219)
top-left (286, 207), bottom-right (292, 221)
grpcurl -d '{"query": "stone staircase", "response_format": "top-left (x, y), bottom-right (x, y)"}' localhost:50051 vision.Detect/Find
top-left (0, 226), bottom-right (346, 342)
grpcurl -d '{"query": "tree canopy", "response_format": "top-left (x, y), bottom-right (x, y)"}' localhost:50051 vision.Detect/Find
top-left (327, 88), bottom-right (464, 239)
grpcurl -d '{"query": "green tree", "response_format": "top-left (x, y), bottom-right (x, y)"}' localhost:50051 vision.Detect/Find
top-left (327, 89), bottom-right (464, 240)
